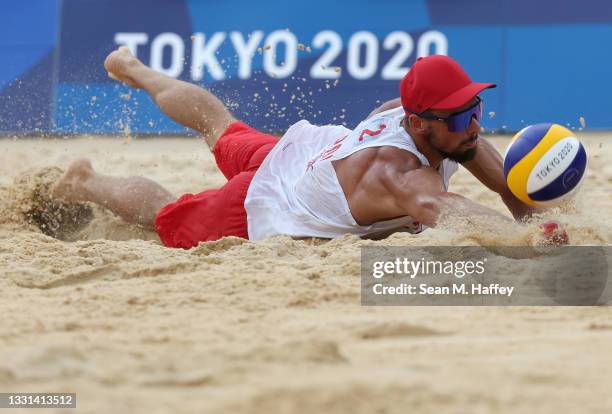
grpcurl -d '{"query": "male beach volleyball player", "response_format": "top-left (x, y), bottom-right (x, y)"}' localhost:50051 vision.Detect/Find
top-left (52, 47), bottom-right (567, 248)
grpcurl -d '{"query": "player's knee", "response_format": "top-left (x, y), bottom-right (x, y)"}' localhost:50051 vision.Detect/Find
top-left (203, 115), bottom-right (235, 149)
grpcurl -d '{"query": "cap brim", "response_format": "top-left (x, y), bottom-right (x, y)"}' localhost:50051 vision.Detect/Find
top-left (430, 82), bottom-right (496, 110)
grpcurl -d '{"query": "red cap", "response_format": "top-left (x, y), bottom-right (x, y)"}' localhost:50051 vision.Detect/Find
top-left (400, 55), bottom-right (496, 113)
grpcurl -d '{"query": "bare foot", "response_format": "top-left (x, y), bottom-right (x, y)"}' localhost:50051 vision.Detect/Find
top-left (104, 46), bottom-right (142, 89)
top-left (51, 158), bottom-right (95, 202)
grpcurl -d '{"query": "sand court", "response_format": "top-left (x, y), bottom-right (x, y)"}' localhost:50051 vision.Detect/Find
top-left (0, 133), bottom-right (611, 413)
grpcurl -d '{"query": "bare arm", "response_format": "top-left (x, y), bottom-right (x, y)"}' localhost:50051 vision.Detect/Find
top-left (367, 98), bottom-right (402, 119)
top-left (381, 164), bottom-right (511, 228)
top-left (378, 154), bottom-right (568, 244)
top-left (462, 137), bottom-right (541, 221)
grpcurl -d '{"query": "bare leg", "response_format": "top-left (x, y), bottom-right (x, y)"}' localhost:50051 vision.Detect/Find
top-left (55, 48), bottom-right (237, 229)
top-left (104, 46), bottom-right (236, 150)
top-left (52, 159), bottom-right (175, 229)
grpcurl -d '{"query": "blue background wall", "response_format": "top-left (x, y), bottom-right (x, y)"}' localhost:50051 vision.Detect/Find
top-left (1, 0), bottom-right (611, 134)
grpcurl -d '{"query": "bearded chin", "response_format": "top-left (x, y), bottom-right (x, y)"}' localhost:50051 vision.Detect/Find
top-left (447, 147), bottom-right (477, 163)
top-left (426, 131), bottom-right (478, 163)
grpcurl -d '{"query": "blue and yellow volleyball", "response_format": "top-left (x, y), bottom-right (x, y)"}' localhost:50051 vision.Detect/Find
top-left (503, 123), bottom-right (587, 207)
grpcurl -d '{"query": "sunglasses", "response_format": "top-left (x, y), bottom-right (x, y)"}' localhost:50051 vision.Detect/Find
top-left (413, 96), bottom-right (483, 132)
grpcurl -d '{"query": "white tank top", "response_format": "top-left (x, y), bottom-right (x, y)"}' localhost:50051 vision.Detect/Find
top-left (244, 107), bottom-right (458, 241)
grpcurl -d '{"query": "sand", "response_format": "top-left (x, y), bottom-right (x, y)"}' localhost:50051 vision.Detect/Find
top-left (0, 134), bottom-right (611, 413)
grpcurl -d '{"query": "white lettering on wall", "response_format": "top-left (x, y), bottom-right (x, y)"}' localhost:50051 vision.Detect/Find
top-left (113, 30), bottom-right (449, 81)
top-left (114, 32), bottom-right (148, 57)
top-left (230, 31), bottom-right (264, 79)
top-left (263, 30), bottom-right (298, 78)
top-left (150, 32), bottom-right (185, 77)
top-left (191, 32), bottom-right (226, 81)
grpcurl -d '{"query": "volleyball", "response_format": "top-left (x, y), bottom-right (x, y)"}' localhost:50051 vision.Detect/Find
top-left (503, 123), bottom-right (587, 207)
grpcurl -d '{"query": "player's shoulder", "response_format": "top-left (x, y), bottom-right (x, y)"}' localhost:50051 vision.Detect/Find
top-left (371, 147), bottom-right (442, 198)
top-left (374, 146), bottom-right (424, 173)
top-left (353, 106), bottom-right (404, 132)
top-left (351, 148), bottom-right (424, 195)
top-left (369, 105), bottom-right (405, 120)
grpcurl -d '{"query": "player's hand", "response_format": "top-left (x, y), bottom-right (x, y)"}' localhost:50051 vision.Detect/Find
top-left (538, 220), bottom-right (569, 245)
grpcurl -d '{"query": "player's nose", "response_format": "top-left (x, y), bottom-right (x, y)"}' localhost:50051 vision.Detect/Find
top-left (467, 115), bottom-right (480, 137)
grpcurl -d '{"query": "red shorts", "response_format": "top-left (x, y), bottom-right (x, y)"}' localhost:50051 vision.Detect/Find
top-left (155, 122), bottom-right (278, 248)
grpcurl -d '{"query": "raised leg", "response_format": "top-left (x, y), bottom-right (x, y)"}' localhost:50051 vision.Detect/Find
top-left (104, 46), bottom-right (236, 150)
top-left (51, 158), bottom-right (175, 229)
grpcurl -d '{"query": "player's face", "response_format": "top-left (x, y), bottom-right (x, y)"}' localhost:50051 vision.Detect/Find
top-left (423, 98), bottom-right (481, 163)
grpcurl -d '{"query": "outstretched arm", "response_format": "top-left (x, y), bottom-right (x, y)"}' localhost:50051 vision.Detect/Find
top-left (462, 137), bottom-right (541, 221)
top-left (381, 157), bottom-right (568, 244)
top-left (381, 164), bottom-right (511, 228)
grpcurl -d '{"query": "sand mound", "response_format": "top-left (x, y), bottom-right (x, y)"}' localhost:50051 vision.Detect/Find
top-left (0, 166), bottom-right (159, 243)
top-left (0, 167), bottom-right (93, 239)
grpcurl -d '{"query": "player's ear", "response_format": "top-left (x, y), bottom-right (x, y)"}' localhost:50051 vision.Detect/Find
top-left (407, 113), bottom-right (427, 133)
